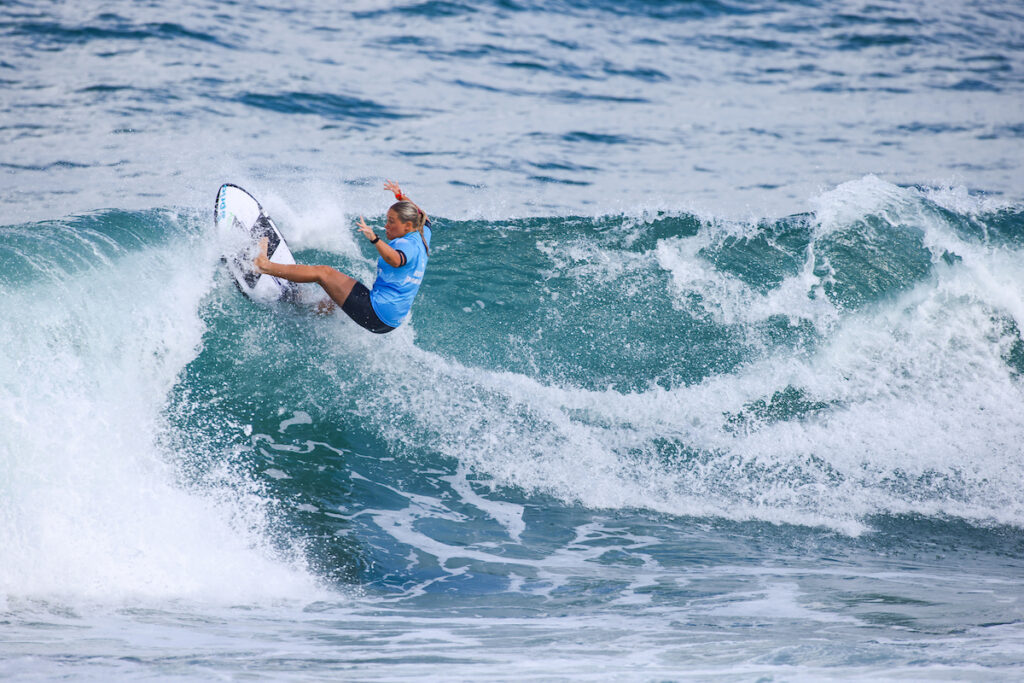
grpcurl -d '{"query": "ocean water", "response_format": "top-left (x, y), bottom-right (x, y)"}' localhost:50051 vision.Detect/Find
top-left (2, 0), bottom-right (1024, 680)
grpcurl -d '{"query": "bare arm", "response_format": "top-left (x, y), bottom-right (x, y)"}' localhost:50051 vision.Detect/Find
top-left (355, 216), bottom-right (404, 267)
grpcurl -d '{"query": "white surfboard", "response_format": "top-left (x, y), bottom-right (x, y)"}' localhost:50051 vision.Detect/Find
top-left (215, 183), bottom-right (297, 302)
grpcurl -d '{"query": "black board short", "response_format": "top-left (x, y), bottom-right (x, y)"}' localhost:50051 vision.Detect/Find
top-left (342, 282), bottom-right (396, 334)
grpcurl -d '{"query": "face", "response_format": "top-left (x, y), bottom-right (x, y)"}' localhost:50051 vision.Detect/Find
top-left (385, 209), bottom-right (414, 240)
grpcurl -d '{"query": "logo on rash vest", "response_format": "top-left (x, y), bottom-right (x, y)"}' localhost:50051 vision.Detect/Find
top-left (401, 268), bottom-right (425, 286)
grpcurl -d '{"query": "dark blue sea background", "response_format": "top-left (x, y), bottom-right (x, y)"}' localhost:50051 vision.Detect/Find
top-left (2, 0), bottom-right (1024, 679)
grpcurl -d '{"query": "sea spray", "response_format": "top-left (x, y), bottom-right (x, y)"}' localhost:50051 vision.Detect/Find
top-left (4, 0), bottom-right (1024, 674)
top-left (0, 210), bottom-right (318, 602)
top-left (153, 177), bottom-right (1024, 538)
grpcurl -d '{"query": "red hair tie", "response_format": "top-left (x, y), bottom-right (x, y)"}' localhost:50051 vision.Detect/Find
top-left (393, 190), bottom-right (406, 201)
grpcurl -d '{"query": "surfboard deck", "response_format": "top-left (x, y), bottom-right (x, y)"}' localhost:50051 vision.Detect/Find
top-left (215, 183), bottom-right (297, 302)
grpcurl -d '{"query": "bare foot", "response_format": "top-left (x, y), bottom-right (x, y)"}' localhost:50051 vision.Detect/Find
top-left (253, 237), bottom-right (270, 273)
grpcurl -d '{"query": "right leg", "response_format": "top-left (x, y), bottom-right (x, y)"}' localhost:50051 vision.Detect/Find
top-left (255, 238), bottom-right (357, 308)
top-left (264, 261), bottom-right (357, 307)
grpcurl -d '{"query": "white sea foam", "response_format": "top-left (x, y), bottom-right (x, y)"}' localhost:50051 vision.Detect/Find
top-left (329, 178), bottom-right (1024, 534)
top-left (3, 0), bottom-right (1024, 675)
top-left (0, 219), bottom-right (320, 604)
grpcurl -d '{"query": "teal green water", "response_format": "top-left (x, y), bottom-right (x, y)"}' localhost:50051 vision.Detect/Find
top-left (3, 0), bottom-right (1024, 673)
top-left (3, 178), bottom-right (1024, 678)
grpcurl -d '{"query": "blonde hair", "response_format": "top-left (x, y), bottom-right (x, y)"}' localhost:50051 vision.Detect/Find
top-left (390, 201), bottom-right (429, 255)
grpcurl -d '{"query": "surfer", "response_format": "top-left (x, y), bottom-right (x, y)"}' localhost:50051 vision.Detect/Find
top-left (253, 180), bottom-right (430, 333)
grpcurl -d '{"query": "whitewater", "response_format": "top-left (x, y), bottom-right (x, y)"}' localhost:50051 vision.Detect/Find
top-left (2, 0), bottom-right (1024, 680)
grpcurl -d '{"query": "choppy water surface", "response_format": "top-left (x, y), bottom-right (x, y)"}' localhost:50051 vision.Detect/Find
top-left (3, 0), bottom-right (1024, 221)
top-left (2, 0), bottom-right (1024, 680)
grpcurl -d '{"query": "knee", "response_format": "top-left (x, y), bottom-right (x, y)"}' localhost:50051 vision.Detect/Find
top-left (313, 265), bottom-right (339, 285)
top-left (316, 265), bottom-right (354, 293)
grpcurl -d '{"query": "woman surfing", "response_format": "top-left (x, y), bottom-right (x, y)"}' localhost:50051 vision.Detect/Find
top-left (253, 180), bottom-right (431, 334)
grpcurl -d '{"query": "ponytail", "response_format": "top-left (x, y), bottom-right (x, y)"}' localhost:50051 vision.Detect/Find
top-left (415, 207), bottom-right (429, 256)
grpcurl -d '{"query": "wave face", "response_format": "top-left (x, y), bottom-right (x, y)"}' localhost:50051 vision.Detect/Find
top-left (166, 177), bottom-right (1024, 538)
top-left (10, 176), bottom-right (1024, 584)
top-left (3, 179), bottom-right (1024, 677)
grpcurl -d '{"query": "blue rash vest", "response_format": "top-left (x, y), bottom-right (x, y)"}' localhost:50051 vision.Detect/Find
top-left (369, 223), bottom-right (431, 328)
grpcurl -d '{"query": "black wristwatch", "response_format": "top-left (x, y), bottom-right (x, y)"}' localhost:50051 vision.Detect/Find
top-left (370, 235), bottom-right (380, 244)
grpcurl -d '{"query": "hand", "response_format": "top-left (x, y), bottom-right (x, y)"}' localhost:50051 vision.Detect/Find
top-left (253, 237), bottom-right (270, 273)
top-left (384, 179), bottom-right (405, 201)
top-left (355, 216), bottom-right (377, 242)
